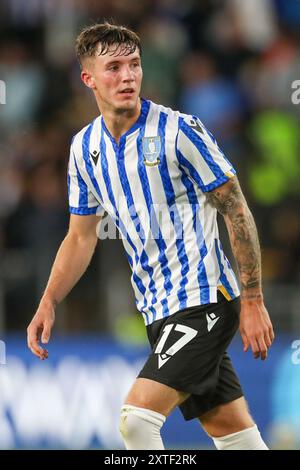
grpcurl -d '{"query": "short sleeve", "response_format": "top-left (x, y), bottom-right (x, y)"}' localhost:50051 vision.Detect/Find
top-left (67, 144), bottom-right (105, 216)
top-left (176, 116), bottom-right (236, 192)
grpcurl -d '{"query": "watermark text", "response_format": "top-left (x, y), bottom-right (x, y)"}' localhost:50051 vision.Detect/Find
top-left (95, 202), bottom-right (204, 242)
top-left (0, 80), bottom-right (6, 104)
top-left (0, 340), bottom-right (6, 365)
top-left (291, 339), bottom-right (300, 365)
top-left (291, 80), bottom-right (300, 105)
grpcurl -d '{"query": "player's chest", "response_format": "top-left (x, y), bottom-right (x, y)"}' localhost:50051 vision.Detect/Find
top-left (94, 134), bottom-right (182, 204)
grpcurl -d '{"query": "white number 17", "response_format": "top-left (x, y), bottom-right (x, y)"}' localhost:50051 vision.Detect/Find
top-left (154, 323), bottom-right (198, 368)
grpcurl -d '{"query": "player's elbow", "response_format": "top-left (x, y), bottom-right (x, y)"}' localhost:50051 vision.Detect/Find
top-left (224, 203), bottom-right (249, 223)
top-left (66, 229), bottom-right (98, 253)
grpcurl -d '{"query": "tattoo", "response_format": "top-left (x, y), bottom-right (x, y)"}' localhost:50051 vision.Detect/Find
top-left (207, 177), bottom-right (262, 295)
top-left (206, 180), bottom-right (241, 216)
top-left (240, 292), bottom-right (263, 301)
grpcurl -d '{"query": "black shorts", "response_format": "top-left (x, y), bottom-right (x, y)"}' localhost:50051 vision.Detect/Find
top-left (138, 293), bottom-right (243, 420)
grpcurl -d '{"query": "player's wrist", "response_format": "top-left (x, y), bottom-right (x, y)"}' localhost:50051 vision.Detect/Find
top-left (240, 291), bottom-right (264, 303)
top-left (41, 292), bottom-right (58, 309)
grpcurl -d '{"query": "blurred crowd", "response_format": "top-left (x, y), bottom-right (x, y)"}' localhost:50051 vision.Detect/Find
top-left (0, 0), bottom-right (299, 334)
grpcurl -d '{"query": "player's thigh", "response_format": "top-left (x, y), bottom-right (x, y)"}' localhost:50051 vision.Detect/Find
top-left (199, 396), bottom-right (255, 437)
top-left (124, 377), bottom-right (189, 416)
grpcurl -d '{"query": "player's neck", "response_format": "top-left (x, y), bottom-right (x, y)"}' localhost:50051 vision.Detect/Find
top-left (99, 99), bottom-right (141, 145)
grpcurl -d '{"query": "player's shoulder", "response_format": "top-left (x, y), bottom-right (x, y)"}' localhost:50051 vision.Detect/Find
top-left (149, 100), bottom-right (202, 131)
top-left (176, 109), bottom-right (208, 144)
top-left (71, 116), bottom-right (101, 156)
top-left (147, 99), bottom-right (181, 125)
top-left (178, 110), bottom-right (204, 131)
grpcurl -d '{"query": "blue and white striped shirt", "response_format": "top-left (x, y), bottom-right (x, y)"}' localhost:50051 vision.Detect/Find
top-left (68, 99), bottom-right (240, 325)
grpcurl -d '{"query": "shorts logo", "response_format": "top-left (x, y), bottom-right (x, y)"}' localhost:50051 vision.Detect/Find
top-left (206, 313), bottom-right (219, 332)
top-left (154, 323), bottom-right (198, 369)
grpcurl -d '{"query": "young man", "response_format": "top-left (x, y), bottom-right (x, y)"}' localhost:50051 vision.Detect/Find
top-left (27, 23), bottom-right (274, 450)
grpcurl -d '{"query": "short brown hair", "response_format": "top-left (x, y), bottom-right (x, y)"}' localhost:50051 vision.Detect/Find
top-left (75, 22), bottom-right (141, 66)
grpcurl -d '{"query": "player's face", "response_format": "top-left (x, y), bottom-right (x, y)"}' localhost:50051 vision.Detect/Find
top-left (82, 45), bottom-right (142, 113)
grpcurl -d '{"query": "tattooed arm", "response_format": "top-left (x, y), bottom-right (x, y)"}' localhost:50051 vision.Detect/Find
top-left (207, 176), bottom-right (262, 297)
top-left (207, 176), bottom-right (274, 360)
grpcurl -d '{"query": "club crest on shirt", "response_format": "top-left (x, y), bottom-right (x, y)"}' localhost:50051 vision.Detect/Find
top-left (142, 136), bottom-right (161, 166)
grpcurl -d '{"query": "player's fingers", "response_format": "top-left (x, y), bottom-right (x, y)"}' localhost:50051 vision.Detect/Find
top-left (257, 336), bottom-right (268, 361)
top-left (27, 324), bottom-right (39, 351)
top-left (264, 330), bottom-right (272, 349)
top-left (240, 330), bottom-right (249, 352)
top-left (27, 325), bottom-right (47, 359)
top-left (264, 336), bottom-right (271, 350)
top-left (28, 340), bottom-right (44, 358)
top-left (28, 338), bottom-right (43, 357)
top-left (41, 321), bottom-right (52, 344)
top-left (264, 329), bottom-right (272, 349)
top-left (29, 343), bottom-right (48, 360)
top-left (269, 326), bottom-right (275, 344)
top-left (249, 337), bottom-right (260, 359)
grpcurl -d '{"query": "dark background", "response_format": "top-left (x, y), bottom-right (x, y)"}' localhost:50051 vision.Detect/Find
top-left (1, 0), bottom-right (300, 451)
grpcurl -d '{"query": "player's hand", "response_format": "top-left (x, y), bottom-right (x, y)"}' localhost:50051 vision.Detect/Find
top-left (239, 298), bottom-right (274, 360)
top-left (27, 297), bottom-right (56, 360)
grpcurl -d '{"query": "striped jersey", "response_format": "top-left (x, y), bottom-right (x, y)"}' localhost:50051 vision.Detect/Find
top-left (68, 99), bottom-right (240, 325)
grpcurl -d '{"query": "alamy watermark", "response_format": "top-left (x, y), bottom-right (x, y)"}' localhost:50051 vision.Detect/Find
top-left (291, 340), bottom-right (300, 365)
top-left (0, 340), bottom-right (6, 365)
top-left (95, 202), bottom-right (205, 242)
top-left (291, 80), bottom-right (300, 105)
top-left (0, 79), bottom-right (6, 104)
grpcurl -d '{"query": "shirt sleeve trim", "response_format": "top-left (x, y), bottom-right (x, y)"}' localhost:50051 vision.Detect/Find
top-left (69, 206), bottom-right (100, 215)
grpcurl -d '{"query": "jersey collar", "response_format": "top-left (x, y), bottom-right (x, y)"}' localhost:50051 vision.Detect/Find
top-left (101, 98), bottom-right (150, 145)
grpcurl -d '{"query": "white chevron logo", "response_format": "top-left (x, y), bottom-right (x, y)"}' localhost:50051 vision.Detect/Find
top-left (206, 313), bottom-right (220, 332)
top-left (155, 323), bottom-right (198, 369)
top-left (158, 353), bottom-right (172, 369)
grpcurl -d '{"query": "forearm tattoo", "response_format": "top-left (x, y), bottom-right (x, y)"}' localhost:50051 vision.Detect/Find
top-left (207, 178), bottom-right (262, 299)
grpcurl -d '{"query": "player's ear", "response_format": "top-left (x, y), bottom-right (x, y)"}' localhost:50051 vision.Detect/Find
top-left (81, 69), bottom-right (96, 89)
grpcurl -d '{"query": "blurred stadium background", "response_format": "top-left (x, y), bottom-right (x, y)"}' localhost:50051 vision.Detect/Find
top-left (0, 0), bottom-right (300, 450)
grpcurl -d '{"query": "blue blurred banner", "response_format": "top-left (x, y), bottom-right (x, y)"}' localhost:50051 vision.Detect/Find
top-left (0, 334), bottom-right (299, 449)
